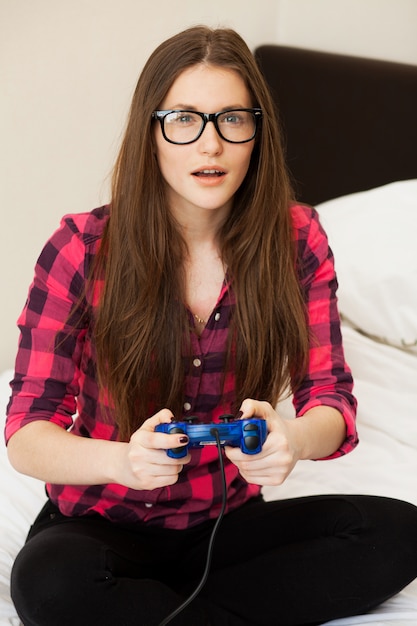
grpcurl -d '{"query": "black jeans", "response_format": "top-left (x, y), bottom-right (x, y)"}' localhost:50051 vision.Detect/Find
top-left (11, 494), bottom-right (417, 626)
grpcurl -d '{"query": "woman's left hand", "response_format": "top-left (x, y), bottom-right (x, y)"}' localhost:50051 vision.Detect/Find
top-left (224, 399), bottom-right (301, 486)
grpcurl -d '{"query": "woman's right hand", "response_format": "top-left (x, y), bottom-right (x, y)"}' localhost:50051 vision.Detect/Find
top-left (7, 410), bottom-right (189, 491)
top-left (113, 409), bottom-right (191, 491)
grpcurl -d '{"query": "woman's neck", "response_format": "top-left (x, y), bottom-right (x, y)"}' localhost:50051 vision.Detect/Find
top-left (171, 201), bottom-right (231, 248)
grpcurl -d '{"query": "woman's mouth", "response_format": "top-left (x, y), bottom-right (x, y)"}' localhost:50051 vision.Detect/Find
top-left (192, 169), bottom-right (225, 178)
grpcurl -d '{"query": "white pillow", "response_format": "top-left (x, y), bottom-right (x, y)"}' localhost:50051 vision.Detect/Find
top-left (317, 180), bottom-right (417, 352)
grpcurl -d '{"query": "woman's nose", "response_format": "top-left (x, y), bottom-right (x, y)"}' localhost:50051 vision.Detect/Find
top-left (198, 120), bottom-right (223, 155)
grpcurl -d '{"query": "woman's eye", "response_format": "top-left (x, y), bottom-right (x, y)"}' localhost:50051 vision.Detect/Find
top-left (221, 112), bottom-right (244, 125)
top-left (171, 113), bottom-right (199, 125)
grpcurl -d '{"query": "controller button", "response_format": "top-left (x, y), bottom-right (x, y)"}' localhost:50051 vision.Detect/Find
top-left (243, 423), bottom-right (259, 431)
top-left (184, 416), bottom-right (198, 424)
top-left (244, 436), bottom-right (260, 450)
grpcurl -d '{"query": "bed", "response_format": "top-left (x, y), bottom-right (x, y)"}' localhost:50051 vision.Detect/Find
top-left (1, 46), bottom-right (417, 625)
top-left (254, 45), bottom-right (417, 625)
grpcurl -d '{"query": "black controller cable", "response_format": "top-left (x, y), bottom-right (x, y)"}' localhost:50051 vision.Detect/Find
top-left (158, 428), bottom-right (227, 626)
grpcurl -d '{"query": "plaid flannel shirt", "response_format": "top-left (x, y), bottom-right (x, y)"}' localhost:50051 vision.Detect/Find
top-left (5, 204), bottom-right (358, 529)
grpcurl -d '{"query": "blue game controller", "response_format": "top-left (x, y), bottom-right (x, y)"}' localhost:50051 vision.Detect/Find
top-left (155, 414), bottom-right (267, 458)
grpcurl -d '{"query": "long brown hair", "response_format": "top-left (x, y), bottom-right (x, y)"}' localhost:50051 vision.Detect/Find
top-left (92, 26), bottom-right (309, 441)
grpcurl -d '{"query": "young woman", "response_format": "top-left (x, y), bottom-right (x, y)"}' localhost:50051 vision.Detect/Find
top-left (5, 25), bottom-right (417, 626)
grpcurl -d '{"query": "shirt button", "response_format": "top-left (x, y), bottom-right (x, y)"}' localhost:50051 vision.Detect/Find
top-left (193, 358), bottom-right (202, 368)
top-left (145, 503), bottom-right (153, 508)
top-left (184, 402), bottom-right (192, 411)
top-left (214, 312), bottom-right (221, 321)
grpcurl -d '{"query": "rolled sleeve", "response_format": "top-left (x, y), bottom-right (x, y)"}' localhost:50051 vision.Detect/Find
top-left (5, 210), bottom-right (105, 444)
top-left (291, 204), bottom-right (358, 458)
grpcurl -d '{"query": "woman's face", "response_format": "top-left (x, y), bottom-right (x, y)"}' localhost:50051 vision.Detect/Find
top-left (154, 64), bottom-right (255, 221)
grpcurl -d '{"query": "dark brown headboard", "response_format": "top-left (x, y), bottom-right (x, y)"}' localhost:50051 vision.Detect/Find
top-left (254, 45), bottom-right (417, 205)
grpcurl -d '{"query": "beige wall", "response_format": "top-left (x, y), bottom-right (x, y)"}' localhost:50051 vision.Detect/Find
top-left (275, 0), bottom-right (417, 64)
top-left (1, 0), bottom-right (416, 371)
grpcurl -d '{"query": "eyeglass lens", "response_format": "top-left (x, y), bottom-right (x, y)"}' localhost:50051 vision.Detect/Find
top-left (163, 110), bottom-right (257, 144)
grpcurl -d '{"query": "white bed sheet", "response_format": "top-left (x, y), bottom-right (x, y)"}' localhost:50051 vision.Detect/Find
top-left (1, 324), bottom-right (417, 625)
top-left (263, 325), bottom-right (417, 626)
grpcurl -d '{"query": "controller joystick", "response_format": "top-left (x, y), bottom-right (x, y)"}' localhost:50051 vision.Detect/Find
top-left (161, 424), bottom-right (187, 458)
top-left (218, 413), bottom-right (234, 423)
top-left (155, 414), bottom-right (267, 459)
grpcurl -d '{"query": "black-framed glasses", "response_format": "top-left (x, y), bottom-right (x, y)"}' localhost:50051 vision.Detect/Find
top-left (152, 108), bottom-right (262, 145)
